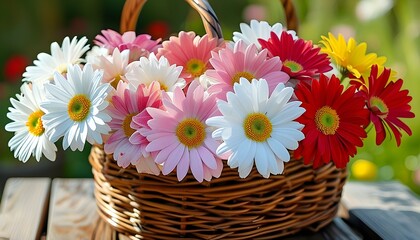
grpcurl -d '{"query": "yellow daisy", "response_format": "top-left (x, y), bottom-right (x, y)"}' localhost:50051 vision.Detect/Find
top-left (320, 33), bottom-right (386, 78)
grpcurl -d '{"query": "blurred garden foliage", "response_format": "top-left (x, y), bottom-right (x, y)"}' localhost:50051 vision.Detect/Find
top-left (1, 0), bottom-right (419, 193)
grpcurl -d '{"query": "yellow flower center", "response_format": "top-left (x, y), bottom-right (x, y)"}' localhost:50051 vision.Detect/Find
top-left (370, 96), bottom-right (389, 118)
top-left (68, 94), bottom-right (91, 122)
top-left (56, 63), bottom-right (68, 74)
top-left (122, 113), bottom-right (136, 137)
top-left (176, 118), bottom-right (206, 149)
top-left (158, 81), bottom-right (168, 91)
top-left (243, 113), bottom-right (272, 142)
top-left (26, 110), bottom-right (45, 136)
top-left (315, 106), bottom-right (340, 135)
top-left (111, 75), bottom-right (123, 89)
top-left (186, 59), bottom-right (206, 78)
top-left (283, 60), bottom-right (303, 73)
top-left (232, 71), bottom-right (255, 85)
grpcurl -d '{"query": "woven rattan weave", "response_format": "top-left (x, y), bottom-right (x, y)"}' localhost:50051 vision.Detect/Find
top-left (90, 144), bottom-right (346, 239)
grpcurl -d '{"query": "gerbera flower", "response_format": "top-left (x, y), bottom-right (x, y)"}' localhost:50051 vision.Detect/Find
top-left (125, 53), bottom-right (185, 91)
top-left (232, 20), bottom-right (297, 50)
top-left (130, 109), bottom-right (161, 175)
top-left (104, 81), bottom-right (163, 169)
top-left (157, 31), bottom-right (222, 84)
top-left (358, 65), bottom-right (414, 146)
top-left (23, 36), bottom-right (89, 85)
top-left (94, 48), bottom-right (131, 89)
top-left (5, 83), bottom-right (57, 162)
top-left (206, 78), bottom-right (305, 178)
top-left (320, 33), bottom-right (386, 78)
top-left (349, 65), bottom-right (398, 91)
top-left (259, 31), bottom-right (332, 81)
top-left (294, 74), bottom-right (370, 168)
top-left (40, 64), bottom-right (112, 151)
top-left (145, 81), bottom-right (223, 182)
top-left (94, 29), bottom-right (161, 62)
top-left (206, 40), bottom-right (289, 99)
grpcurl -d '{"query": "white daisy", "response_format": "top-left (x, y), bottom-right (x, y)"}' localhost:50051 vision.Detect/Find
top-left (206, 78), bottom-right (305, 178)
top-left (93, 48), bottom-right (130, 89)
top-left (232, 20), bottom-right (297, 50)
top-left (125, 53), bottom-right (185, 91)
top-left (5, 83), bottom-right (57, 162)
top-left (40, 64), bottom-right (112, 151)
top-left (23, 36), bottom-right (89, 85)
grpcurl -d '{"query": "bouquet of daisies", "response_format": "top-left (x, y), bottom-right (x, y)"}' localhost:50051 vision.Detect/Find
top-left (6, 20), bottom-right (414, 182)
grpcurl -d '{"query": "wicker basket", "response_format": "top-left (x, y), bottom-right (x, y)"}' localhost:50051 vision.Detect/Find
top-left (89, 0), bottom-right (348, 239)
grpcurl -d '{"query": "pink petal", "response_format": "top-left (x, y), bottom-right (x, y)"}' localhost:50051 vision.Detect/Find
top-left (203, 165), bottom-right (212, 181)
top-left (162, 145), bottom-right (185, 175)
top-left (129, 131), bottom-right (148, 145)
top-left (154, 142), bottom-right (180, 164)
top-left (197, 146), bottom-right (217, 170)
top-left (189, 148), bottom-right (204, 182)
top-left (176, 147), bottom-right (190, 181)
top-left (204, 137), bottom-right (219, 155)
top-left (172, 87), bottom-right (186, 111)
top-left (104, 130), bottom-right (125, 154)
top-left (146, 135), bottom-right (177, 152)
top-left (148, 117), bottom-right (177, 132)
top-left (210, 158), bottom-right (223, 178)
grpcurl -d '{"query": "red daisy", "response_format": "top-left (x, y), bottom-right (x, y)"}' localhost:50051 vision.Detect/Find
top-left (358, 65), bottom-right (414, 146)
top-left (259, 31), bottom-right (332, 81)
top-left (294, 74), bottom-right (369, 168)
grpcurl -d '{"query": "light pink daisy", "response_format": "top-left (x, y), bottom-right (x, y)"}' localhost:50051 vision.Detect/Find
top-left (94, 29), bottom-right (161, 62)
top-left (157, 31), bottom-right (223, 85)
top-left (145, 81), bottom-right (223, 182)
top-left (94, 48), bottom-right (131, 89)
top-left (104, 81), bottom-right (163, 169)
top-left (206, 40), bottom-right (289, 99)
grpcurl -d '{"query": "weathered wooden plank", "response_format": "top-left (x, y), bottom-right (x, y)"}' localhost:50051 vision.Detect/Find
top-left (341, 181), bottom-right (420, 212)
top-left (320, 217), bottom-right (362, 240)
top-left (341, 181), bottom-right (420, 240)
top-left (0, 178), bottom-right (51, 240)
top-left (46, 178), bottom-right (98, 240)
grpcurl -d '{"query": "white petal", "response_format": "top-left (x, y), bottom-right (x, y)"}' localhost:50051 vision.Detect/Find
top-left (267, 137), bottom-right (290, 162)
top-left (255, 143), bottom-right (269, 178)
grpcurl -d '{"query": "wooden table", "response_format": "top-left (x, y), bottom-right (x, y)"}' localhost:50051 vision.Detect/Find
top-left (0, 178), bottom-right (419, 240)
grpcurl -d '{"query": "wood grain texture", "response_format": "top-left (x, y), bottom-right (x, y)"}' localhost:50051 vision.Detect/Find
top-left (0, 178), bottom-right (51, 240)
top-left (341, 181), bottom-right (420, 212)
top-left (46, 179), bottom-right (98, 240)
top-left (341, 181), bottom-right (420, 240)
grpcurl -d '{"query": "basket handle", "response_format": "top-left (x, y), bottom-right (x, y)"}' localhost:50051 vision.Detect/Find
top-left (120, 0), bottom-right (297, 37)
top-left (281, 0), bottom-right (298, 32)
top-left (120, 0), bottom-right (223, 38)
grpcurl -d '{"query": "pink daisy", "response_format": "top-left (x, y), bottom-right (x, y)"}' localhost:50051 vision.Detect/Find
top-left (157, 31), bottom-right (223, 85)
top-left (145, 81), bottom-right (223, 182)
top-left (206, 40), bottom-right (289, 99)
top-left (94, 29), bottom-right (161, 62)
top-left (104, 81), bottom-right (163, 169)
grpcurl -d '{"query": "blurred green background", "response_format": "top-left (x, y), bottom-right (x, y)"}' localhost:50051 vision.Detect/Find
top-left (1, 0), bottom-right (419, 193)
